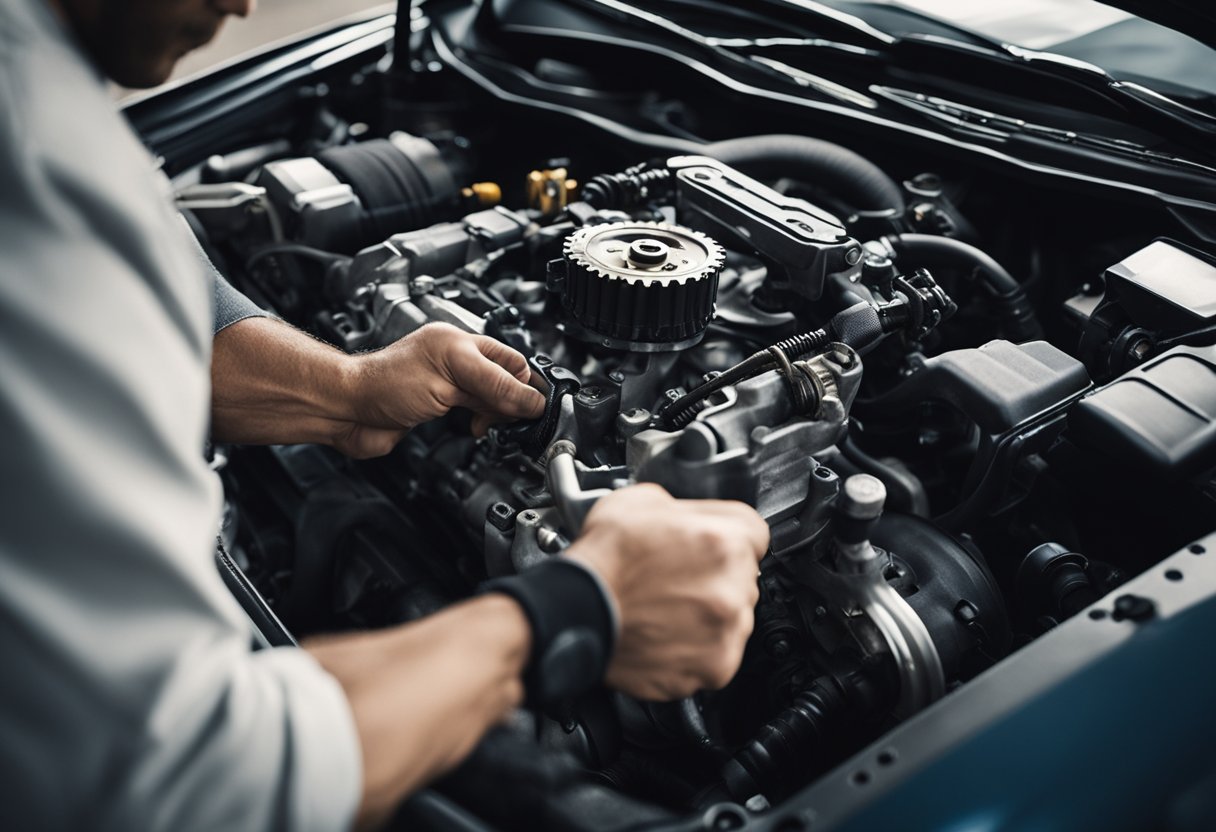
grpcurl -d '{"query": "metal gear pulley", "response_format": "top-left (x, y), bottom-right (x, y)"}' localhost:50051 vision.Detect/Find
top-left (554, 221), bottom-right (725, 349)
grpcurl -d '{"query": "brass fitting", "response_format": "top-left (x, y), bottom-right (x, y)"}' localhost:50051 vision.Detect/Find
top-left (526, 167), bottom-right (578, 217)
top-left (461, 181), bottom-right (502, 207)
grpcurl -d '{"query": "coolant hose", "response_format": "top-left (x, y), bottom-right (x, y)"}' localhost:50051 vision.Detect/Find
top-left (885, 233), bottom-right (1044, 342)
top-left (837, 436), bottom-right (931, 517)
top-left (705, 134), bottom-right (906, 214)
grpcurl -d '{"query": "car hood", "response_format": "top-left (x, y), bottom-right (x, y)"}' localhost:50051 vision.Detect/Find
top-left (439, 0), bottom-right (1216, 51)
top-left (1096, 1), bottom-right (1216, 48)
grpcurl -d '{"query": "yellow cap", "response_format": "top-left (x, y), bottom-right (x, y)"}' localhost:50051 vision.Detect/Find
top-left (461, 181), bottom-right (502, 207)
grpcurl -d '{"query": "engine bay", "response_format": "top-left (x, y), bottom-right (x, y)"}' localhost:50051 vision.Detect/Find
top-left (161, 8), bottom-right (1216, 826)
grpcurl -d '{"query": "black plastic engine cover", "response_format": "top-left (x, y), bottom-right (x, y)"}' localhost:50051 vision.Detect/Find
top-left (863, 340), bottom-right (1092, 435)
top-left (1101, 239), bottom-right (1216, 331)
top-left (1072, 344), bottom-right (1216, 480)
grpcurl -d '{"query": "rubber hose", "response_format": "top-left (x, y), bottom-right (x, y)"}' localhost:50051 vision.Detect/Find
top-left (887, 233), bottom-right (1044, 342)
top-left (704, 134), bottom-right (905, 214)
top-left (661, 351), bottom-right (774, 428)
top-left (720, 675), bottom-right (848, 801)
top-left (838, 436), bottom-right (930, 517)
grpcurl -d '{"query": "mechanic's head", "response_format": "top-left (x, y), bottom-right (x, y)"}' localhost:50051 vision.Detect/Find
top-left (48, 0), bottom-right (255, 88)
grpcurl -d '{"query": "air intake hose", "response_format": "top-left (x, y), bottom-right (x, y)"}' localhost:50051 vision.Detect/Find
top-left (884, 233), bottom-right (1044, 342)
top-left (705, 134), bottom-right (905, 214)
top-left (583, 135), bottom-right (905, 216)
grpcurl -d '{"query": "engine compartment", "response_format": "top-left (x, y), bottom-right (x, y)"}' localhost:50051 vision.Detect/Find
top-left (159, 8), bottom-right (1216, 827)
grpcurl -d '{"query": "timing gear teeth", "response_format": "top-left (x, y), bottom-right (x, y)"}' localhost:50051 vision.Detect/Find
top-left (563, 221), bottom-right (725, 286)
top-left (558, 221), bottom-right (726, 347)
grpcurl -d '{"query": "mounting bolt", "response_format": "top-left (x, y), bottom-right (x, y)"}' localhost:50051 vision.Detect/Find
top-left (486, 501), bottom-right (516, 532)
top-left (409, 275), bottom-right (436, 297)
top-left (1112, 593), bottom-right (1156, 623)
top-left (616, 407), bottom-right (651, 440)
top-left (537, 526), bottom-right (564, 553)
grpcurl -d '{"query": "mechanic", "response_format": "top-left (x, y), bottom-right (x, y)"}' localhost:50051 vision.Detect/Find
top-left (0, 1), bottom-right (770, 830)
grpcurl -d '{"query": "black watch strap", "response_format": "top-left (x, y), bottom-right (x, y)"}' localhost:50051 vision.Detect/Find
top-left (482, 558), bottom-right (619, 707)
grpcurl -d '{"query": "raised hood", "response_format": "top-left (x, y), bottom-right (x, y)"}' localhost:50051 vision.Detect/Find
top-left (1097, 1), bottom-right (1216, 48)
top-left (424, 0), bottom-right (1216, 51)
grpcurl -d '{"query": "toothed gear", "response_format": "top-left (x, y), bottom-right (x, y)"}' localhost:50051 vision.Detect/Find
top-left (559, 221), bottom-right (725, 346)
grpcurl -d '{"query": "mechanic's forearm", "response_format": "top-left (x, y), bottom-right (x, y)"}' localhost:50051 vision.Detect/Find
top-left (211, 316), bottom-right (358, 446)
top-left (305, 595), bottom-right (531, 830)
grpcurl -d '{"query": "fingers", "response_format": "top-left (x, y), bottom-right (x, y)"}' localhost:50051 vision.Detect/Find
top-left (687, 500), bottom-right (771, 560)
top-left (595, 487), bottom-right (769, 561)
top-left (470, 412), bottom-right (491, 437)
top-left (470, 334), bottom-right (533, 383)
top-left (585, 486), bottom-right (767, 702)
top-left (447, 339), bottom-right (546, 421)
top-left (589, 482), bottom-right (674, 515)
top-left (470, 411), bottom-right (501, 438)
top-left (482, 362), bottom-right (547, 417)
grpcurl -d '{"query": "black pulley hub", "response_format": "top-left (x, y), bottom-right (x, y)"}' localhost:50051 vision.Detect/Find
top-left (555, 221), bottom-right (725, 349)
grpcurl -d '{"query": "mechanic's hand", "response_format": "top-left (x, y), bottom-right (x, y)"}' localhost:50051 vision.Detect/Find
top-left (338, 323), bottom-right (546, 458)
top-left (566, 484), bottom-right (770, 700)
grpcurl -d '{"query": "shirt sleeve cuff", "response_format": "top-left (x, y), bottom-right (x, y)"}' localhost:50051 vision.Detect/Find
top-left (254, 648), bottom-right (363, 832)
top-left (213, 272), bottom-right (268, 335)
top-left (176, 211), bottom-right (269, 334)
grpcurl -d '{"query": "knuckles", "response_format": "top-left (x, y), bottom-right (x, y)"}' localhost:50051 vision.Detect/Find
top-left (701, 588), bottom-right (742, 629)
top-left (689, 527), bottom-right (734, 564)
top-left (701, 660), bottom-right (738, 691)
top-left (579, 486), bottom-right (766, 700)
top-left (705, 622), bottom-right (753, 689)
top-left (629, 482), bottom-right (672, 499)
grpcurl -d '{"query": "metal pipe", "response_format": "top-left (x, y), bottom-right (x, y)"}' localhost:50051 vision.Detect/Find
top-left (545, 441), bottom-right (612, 535)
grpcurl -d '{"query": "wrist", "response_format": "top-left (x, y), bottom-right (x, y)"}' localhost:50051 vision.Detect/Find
top-left (332, 347), bottom-right (401, 445)
top-left (469, 594), bottom-right (533, 678)
top-left (481, 558), bottom-right (618, 707)
top-left (336, 350), bottom-right (375, 425)
top-left (566, 536), bottom-right (626, 611)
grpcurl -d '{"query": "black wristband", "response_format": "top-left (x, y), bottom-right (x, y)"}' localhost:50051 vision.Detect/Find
top-left (482, 558), bottom-right (619, 708)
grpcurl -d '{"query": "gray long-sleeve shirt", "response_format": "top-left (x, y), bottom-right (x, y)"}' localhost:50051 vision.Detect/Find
top-left (0, 1), bottom-right (361, 829)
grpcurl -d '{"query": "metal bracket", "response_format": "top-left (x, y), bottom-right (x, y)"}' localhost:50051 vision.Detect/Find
top-left (668, 155), bottom-right (861, 300)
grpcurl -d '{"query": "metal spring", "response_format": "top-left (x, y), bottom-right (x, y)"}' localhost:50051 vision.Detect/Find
top-left (771, 327), bottom-right (831, 360)
top-left (660, 327), bottom-right (831, 429)
top-left (582, 166), bottom-right (673, 210)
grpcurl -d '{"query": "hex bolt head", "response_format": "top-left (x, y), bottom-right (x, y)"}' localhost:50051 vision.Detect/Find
top-left (486, 501), bottom-right (516, 532)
